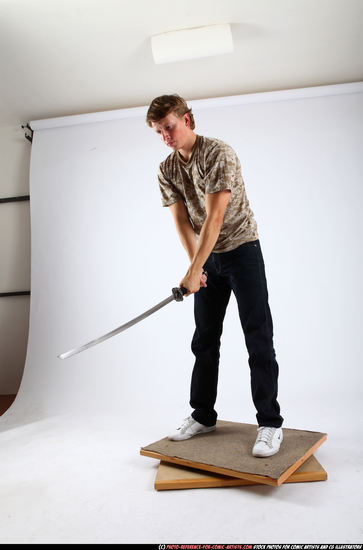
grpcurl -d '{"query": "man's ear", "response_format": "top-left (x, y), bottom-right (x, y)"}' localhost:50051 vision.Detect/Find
top-left (184, 113), bottom-right (191, 127)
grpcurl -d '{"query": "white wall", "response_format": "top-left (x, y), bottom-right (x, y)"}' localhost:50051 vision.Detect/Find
top-left (0, 125), bottom-right (31, 394)
top-left (4, 82), bottom-right (360, 439)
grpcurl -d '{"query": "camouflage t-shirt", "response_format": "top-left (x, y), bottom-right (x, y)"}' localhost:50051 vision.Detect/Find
top-left (157, 135), bottom-right (259, 253)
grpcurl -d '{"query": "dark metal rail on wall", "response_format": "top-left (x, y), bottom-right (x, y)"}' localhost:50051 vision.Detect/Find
top-left (0, 291), bottom-right (31, 298)
top-left (0, 195), bottom-right (30, 204)
top-left (1, 194), bottom-right (31, 297)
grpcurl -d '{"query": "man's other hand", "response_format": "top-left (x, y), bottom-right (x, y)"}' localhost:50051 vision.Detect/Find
top-left (180, 269), bottom-right (207, 296)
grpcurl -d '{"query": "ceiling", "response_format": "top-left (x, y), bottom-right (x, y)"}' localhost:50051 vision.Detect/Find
top-left (0, 0), bottom-right (362, 126)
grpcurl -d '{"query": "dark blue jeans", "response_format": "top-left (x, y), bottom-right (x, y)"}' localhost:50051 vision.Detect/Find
top-left (190, 239), bottom-right (283, 428)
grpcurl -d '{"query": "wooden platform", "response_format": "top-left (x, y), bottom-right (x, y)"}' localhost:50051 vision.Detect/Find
top-left (140, 420), bottom-right (327, 487)
top-left (155, 455), bottom-right (327, 490)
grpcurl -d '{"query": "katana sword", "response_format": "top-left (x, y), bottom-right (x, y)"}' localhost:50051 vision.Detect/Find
top-left (58, 286), bottom-right (187, 360)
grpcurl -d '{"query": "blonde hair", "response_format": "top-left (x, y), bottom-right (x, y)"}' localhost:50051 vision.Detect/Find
top-left (146, 94), bottom-right (195, 129)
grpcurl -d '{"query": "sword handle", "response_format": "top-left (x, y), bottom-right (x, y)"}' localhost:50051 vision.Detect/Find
top-left (172, 286), bottom-right (187, 301)
top-left (172, 270), bottom-right (208, 301)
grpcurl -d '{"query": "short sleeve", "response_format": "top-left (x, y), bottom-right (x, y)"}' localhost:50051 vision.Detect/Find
top-left (158, 164), bottom-right (183, 207)
top-left (204, 144), bottom-right (238, 195)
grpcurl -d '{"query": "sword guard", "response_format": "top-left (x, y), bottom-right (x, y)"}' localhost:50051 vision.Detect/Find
top-left (172, 286), bottom-right (187, 301)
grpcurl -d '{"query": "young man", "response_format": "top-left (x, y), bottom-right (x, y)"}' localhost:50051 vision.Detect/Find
top-left (146, 94), bottom-right (284, 457)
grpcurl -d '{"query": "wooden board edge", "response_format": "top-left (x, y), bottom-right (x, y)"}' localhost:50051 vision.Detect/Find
top-left (140, 448), bottom-right (279, 486)
top-left (276, 434), bottom-right (328, 486)
top-left (155, 461), bottom-right (255, 490)
top-left (155, 477), bottom-right (255, 491)
top-left (154, 456), bottom-right (327, 491)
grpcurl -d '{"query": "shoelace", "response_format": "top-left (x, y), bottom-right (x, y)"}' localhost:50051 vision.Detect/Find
top-left (178, 416), bottom-right (194, 431)
top-left (256, 427), bottom-right (276, 447)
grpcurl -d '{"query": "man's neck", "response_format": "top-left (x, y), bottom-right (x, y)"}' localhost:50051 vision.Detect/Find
top-left (178, 133), bottom-right (197, 162)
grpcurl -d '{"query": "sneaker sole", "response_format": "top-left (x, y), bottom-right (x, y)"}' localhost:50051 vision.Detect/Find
top-left (252, 447), bottom-right (281, 457)
top-left (168, 425), bottom-right (216, 441)
top-left (252, 439), bottom-right (283, 457)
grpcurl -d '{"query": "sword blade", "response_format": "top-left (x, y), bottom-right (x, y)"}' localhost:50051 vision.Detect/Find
top-left (58, 294), bottom-right (175, 360)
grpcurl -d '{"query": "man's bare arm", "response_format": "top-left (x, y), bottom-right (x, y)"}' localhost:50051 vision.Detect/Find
top-left (191, 189), bottom-right (231, 271)
top-left (169, 200), bottom-right (198, 262)
top-left (171, 190), bottom-right (231, 295)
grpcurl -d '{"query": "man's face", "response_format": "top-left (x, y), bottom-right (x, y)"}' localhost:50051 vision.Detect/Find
top-left (151, 112), bottom-right (190, 151)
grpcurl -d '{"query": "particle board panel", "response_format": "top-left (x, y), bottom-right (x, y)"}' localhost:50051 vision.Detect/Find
top-left (155, 455), bottom-right (327, 490)
top-left (140, 420), bottom-right (327, 487)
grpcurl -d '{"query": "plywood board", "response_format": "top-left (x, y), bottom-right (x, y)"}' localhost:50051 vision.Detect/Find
top-left (140, 420), bottom-right (327, 487)
top-left (155, 454), bottom-right (327, 490)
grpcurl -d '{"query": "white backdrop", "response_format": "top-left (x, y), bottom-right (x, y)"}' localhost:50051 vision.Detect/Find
top-left (11, 81), bottom-right (363, 428)
top-left (1, 83), bottom-right (362, 543)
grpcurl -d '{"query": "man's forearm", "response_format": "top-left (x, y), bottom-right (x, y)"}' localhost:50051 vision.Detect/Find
top-left (173, 218), bottom-right (198, 262)
top-left (175, 215), bottom-right (222, 270)
top-left (189, 215), bottom-right (223, 274)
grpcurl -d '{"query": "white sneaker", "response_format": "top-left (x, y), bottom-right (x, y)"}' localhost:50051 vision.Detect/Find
top-left (252, 426), bottom-right (283, 457)
top-left (168, 416), bottom-right (216, 441)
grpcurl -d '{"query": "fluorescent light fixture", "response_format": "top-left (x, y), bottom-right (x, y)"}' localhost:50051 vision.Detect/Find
top-left (151, 23), bottom-right (234, 64)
